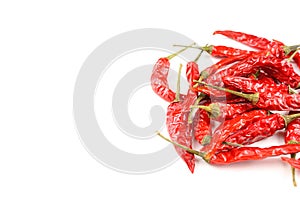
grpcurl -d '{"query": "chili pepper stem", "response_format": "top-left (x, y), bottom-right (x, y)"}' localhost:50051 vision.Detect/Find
top-left (287, 48), bottom-right (299, 62)
top-left (188, 93), bottom-right (206, 124)
top-left (290, 153), bottom-right (297, 187)
top-left (190, 103), bottom-right (221, 119)
top-left (174, 64), bottom-right (183, 102)
top-left (284, 44), bottom-right (300, 56)
top-left (196, 81), bottom-right (260, 104)
top-left (282, 113), bottom-right (300, 127)
top-left (168, 43), bottom-right (196, 60)
top-left (156, 131), bottom-right (205, 157)
top-left (223, 142), bottom-right (243, 147)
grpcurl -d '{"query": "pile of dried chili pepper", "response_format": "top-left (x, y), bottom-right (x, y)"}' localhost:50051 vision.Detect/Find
top-left (151, 30), bottom-right (300, 186)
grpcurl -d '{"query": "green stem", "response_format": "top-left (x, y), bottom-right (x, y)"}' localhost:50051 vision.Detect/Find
top-left (167, 43), bottom-right (195, 60)
top-left (287, 48), bottom-right (300, 62)
top-left (173, 44), bottom-right (213, 54)
top-left (174, 64), bottom-right (183, 102)
top-left (197, 81), bottom-right (260, 104)
top-left (190, 103), bottom-right (221, 119)
top-left (188, 93), bottom-right (206, 124)
top-left (291, 153), bottom-right (297, 187)
top-left (156, 131), bottom-right (205, 157)
top-left (283, 44), bottom-right (300, 56)
top-left (223, 142), bottom-right (243, 147)
top-left (281, 113), bottom-right (300, 127)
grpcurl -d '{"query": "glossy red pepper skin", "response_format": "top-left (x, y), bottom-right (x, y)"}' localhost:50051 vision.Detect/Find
top-left (193, 108), bottom-right (211, 145)
top-left (222, 114), bottom-right (285, 151)
top-left (210, 144), bottom-right (300, 164)
top-left (201, 109), bottom-right (268, 160)
top-left (166, 89), bottom-right (196, 173)
top-left (213, 30), bottom-right (272, 50)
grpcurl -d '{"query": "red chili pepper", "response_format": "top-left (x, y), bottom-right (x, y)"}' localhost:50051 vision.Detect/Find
top-left (222, 76), bottom-right (289, 97)
top-left (151, 45), bottom-right (193, 102)
top-left (186, 51), bottom-right (203, 88)
top-left (200, 54), bottom-right (249, 80)
top-left (202, 45), bottom-right (253, 58)
top-left (213, 30), bottom-right (272, 50)
top-left (210, 144), bottom-right (300, 165)
top-left (166, 64), bottom-right (197, 173)
top-left (222, 113), bottom-right (300, 151)
top-left (201, 82), bottom-right (300, 111)
top-left (200, 109), bottom-right (268, 161)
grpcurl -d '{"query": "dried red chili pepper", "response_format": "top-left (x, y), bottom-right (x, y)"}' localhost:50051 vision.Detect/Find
top-left (222, 113), bottom-right (300, 152)
top-left (210, 144), bottom-right (300, 164)
top-left (158, 133), bottom-right (300, 165)
top-left (213, 30), bottom-right (271, 50)
top-left (200, 81), bottom-right (300, 111)
top-left (166, 65), bottom-right (197, 173)
top-left (186, 51), bottom-right (203, 88)
top-left (199, 54), bottom-right (249, 80)
top-left (281, 157), bottom-right (300, 169)
top-left (222, 76), bottom-right (289, 97)
top-left (200, 109), bottom-right (268, 161)
top-left (151, 44), bottom-right (193, 102)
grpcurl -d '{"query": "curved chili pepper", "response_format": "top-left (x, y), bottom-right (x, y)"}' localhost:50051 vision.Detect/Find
top-left (213, 30), bottom-right (271, 50)
top-left (210, 144), bottom-right (300, 165)
top-left (151, 45), bottom-right (193, 102)
top-left (200, 109), bottom-right (268, 161)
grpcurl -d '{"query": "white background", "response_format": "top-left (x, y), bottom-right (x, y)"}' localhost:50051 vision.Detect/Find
top-left (1, 0), bottom-right (300, 199)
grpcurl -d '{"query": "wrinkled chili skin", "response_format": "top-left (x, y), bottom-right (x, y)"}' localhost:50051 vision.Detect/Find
top-left (210, 144), bottom-right (300, 165)
top-left (209, 54), bottom-right (300, 88)
top-left (222, 76), bottom-right (289, 96)
top-left (193, 108), bottom-right (211, 145)
top-left (201, 54), bottom-right (249, 79)
top-left (256, 93), bottom-right (300, 111)
top-left (222, 114), bottom-right (285, 151)
top-left (213, 30), bottom-right (271, 50)
top-left (212, 102), bottom-right (255, 122)
top-left (186, 61), bottom-right (200, 88)
top-left (285, 118), bottom-right (300, 143)
top-left (166, 89), bottom-right (196, 173)
top-left (201, 109), bottom-right (268, 160)
top-left (151, 58), bottom-right (176, 102)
